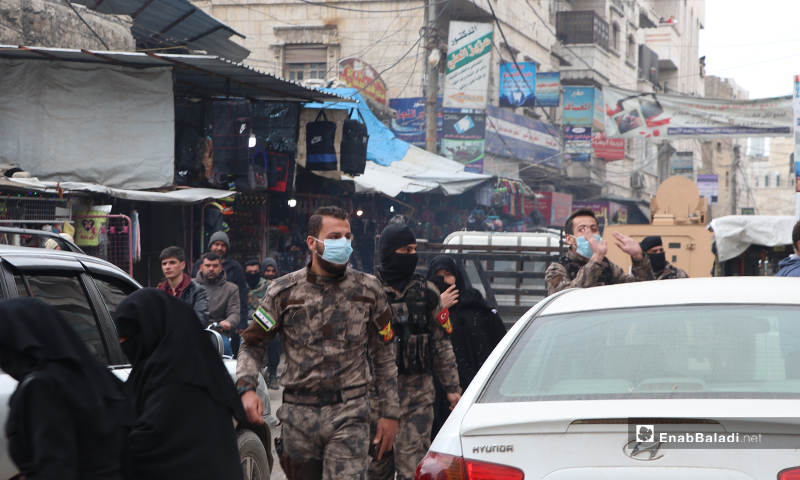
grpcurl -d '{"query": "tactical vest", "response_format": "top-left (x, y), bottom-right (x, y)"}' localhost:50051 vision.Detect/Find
top-left (656, 266), bottom-right (679, 280)
top-left (557, 254), bottom-right (614, 286)
top-left (388, 275), bottom-right (433, 376)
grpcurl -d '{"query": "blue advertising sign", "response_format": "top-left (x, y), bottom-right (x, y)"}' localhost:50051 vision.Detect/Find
top-left (563, 87), bottom-right (595, 126)
top-left (389, 98), bottom-right (442, 149)
top-left (499, 62), bottom-right (536, 108)
top-left (564, 125), bottom-right (592, 162)
top-left (485, 104), bottom-right (561, 168)
top-left (535, 72), bottom-right (560, 107)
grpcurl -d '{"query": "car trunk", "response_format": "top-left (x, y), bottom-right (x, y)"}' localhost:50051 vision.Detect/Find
top-left (458, 400), bottom-right (800, 479)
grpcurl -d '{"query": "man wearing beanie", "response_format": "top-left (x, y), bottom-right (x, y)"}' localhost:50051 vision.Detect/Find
top-left (640, 235), bottom-right (689, 280)
top-left (369, 223), bottom-right (461, 480)
top-left (193, 231), bottom-right (248, 355)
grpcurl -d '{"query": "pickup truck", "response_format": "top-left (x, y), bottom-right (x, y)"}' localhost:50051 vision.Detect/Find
top-left (0, 244), bottom-right (278, 480)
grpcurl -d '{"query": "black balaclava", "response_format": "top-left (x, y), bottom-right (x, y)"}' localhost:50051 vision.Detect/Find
top-left (639, 236), bottom-right (667, 272)
top-left (378, 223), bottom-right (419, 291)
top-left (244, 260), bottom-right (261, 289)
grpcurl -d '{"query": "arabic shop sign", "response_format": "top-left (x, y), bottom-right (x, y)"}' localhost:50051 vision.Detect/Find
top-left (443, 21), bottom-right (494, 110)
top-left (535, 72), bottom-right (560, 107)
top-left (563, 87), bottom-right (604, 131)
top-left (499, 62), bottom-right (535, 108)
top-left (388, 97), bottom-right (442, 149)
top-left (484, 104), bottom-right (561, 168)
top-left (338, 58), bottom-right (387, 105)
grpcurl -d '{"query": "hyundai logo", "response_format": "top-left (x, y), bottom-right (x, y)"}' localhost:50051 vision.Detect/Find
top-left (623, 440), bottom-right (663, 461)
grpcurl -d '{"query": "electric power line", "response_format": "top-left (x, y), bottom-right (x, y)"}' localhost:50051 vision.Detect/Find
top-left (62, 0), bottom-right (110, 50)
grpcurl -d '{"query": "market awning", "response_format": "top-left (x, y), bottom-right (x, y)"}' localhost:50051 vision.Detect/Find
top-left (0, 46), bottom-right (354, 103)
top-left (349, 145), bottom-right (490, 197)
top-left (0, 175), bottom-right (237, 204)
top-left (709, 215), bottom-right (795, 262)
top-left (71, 0), bottom-right (250, 62)
top-left (302, 88), bottom-right (490, 196)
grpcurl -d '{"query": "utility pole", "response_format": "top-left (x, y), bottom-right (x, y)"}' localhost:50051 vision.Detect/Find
top-left (424, 0), bottom-right (438, 154)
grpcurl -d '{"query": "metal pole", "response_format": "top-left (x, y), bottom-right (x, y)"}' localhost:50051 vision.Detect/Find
top-left (425, 0), bottom-right (438, 154)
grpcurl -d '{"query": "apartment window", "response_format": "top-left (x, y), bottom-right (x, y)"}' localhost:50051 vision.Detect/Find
top-left (716, 142), bottom-right (722, 153)
top-left (725, 171), bottom-right (730, 187)
top-left (284, 45), bottom-right (327, 82)
top-left (626, 34), bottom-right (636, 63)
top-left (776, 173), bottom-right (781, 187)
top-left (764, 175), bottom-right (770, 187)
top-left (611, 22), bottom-right (620, 51)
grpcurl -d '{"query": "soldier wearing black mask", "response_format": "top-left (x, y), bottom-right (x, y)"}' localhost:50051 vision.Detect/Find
top-left (369, 224), bottom-right (461, 480)
top-left (640, 236), bottom-right (689, 280)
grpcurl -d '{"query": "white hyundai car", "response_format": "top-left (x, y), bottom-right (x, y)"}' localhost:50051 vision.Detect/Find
top-left (417, 277), bottom-right (800, 480)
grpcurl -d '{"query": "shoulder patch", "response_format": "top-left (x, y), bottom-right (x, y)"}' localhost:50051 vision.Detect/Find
top-left (436, 307), bottom-right (453, 335)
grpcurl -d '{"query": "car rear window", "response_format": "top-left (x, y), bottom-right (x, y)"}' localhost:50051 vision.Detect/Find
top-left (480, 305), bottom-right (800, 402)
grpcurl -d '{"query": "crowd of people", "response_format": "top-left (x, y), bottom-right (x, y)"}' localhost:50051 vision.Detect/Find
top-left (0, 205), bottom-right (708, 480)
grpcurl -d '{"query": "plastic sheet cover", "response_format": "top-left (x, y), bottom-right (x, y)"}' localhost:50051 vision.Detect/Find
top-left (709, 215), bottom-right (796, 262)
top-left (0, 60), bottom-right (174, 190)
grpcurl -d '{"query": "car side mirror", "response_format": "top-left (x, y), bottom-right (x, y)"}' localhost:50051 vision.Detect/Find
top-left (205, 328), bottom-right (225, 358)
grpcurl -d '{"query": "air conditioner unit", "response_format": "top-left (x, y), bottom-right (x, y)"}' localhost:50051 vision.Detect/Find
top-left (631, 172), bottom-right (646, 189)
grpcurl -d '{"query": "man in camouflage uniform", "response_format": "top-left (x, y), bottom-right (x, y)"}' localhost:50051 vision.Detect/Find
top-left (237, 206), bottom-right (400, 480)
top-left (545, 208), bottom-right (654, 296)
top-left (640, 236), bottom-right (689, 280)
top-left (368, 224), bottom-right (461, 480)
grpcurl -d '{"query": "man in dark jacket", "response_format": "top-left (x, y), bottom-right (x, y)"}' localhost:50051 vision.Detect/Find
top-left (157, 246), bottom-right (209, 325)
top-left (193, 231), bottom-right (248, 354)
top-left (195, 252), bottom-right (241, 355)
top-left (640, 236), bottom-right (689, 280)
top-left (777, 220), bottom-right (800, 277)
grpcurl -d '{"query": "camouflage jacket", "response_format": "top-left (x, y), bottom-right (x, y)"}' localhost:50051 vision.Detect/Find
top-left (545, 248), bottom-right (655, 296)
top-left (379, 273), bottom-right (461, 395)
top-left (237, 265), bottom-right (401, 419)
top-left (246, 278), bottom-right (270, 322)
top-left (655, 264), bottom-right (689, 280)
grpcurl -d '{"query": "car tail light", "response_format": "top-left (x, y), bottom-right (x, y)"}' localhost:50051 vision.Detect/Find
top-left (779, 467), bottom-right (800, 480)
top-left (415, 451), bottom-right (524, 480)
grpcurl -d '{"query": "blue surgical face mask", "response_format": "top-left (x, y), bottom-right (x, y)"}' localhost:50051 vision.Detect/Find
top-left (575, 234), bottom-right (602, 259)
top-left (314, 237), bottom-right (353, 265)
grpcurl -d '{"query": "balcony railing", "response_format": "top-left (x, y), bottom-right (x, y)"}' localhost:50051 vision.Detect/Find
top-left (556, 10), bottom-right (609, 51)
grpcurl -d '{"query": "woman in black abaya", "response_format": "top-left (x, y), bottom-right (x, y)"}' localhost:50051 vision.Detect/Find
top-left (114, 288), bottom-right (245, 480)
top-left (427, 255), bottom-right (507, 438)
top-left (0, 298), bottom-right (131, 480)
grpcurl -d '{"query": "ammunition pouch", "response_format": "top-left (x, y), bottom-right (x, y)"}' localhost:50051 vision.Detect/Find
top-left (276, 436), bottom-right (323, 480)
top-left (391, 276), bottom-right (434, 376)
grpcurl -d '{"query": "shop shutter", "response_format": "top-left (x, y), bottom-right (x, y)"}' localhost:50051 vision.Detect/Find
top-left (284, 45), bottom-right (327, 64)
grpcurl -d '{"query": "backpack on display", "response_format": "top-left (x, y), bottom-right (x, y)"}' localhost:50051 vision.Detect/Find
top-left (267, 139), bottom-right (291, 192)
top-left (234, 143), bottom-right (270, 191)
top-left (206, 99), bottom-right (252, 178)
top-left (340, 109), bottom-right (369, 176)
top-left (305, 109), bottom-right (338, 171)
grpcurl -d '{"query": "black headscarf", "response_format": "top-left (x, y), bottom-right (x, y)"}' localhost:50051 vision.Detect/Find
top-left (378, 223), bottom-right (419, 291)
top-left (427, 255), bottom-right (491, 310)
top-left (0, 298), bottom-right (131, 436)
top-left (114, 288), bottom-right (245, 420)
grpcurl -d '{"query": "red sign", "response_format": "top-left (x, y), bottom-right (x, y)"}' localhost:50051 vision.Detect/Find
top-left (338, 58), bottom-right (387, 105)
top-left (592, 132), bottom-right (625, 161)
top-left (532, 191), bottom-right (573, 227)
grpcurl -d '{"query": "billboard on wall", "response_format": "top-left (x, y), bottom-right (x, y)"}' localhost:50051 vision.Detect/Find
top-left (535, 72), bottom-right (560, 107)
top-left (564, 126), bottom-right (592, 161)
top-left (572, 201), bottom-right (628, 226)
top-left (442, 111), bottom-right (486, 174)
top-left (532, 191), bottom-right (573, 226)
top-left (670, 151), bottom-right (694, 179)
top-left (338, 58), bottom-right (388, 105)
top-left (388, 98), bottom-right (442, 149)
top-left (604, 86), bottom-right (793, 139)
top-left (499, 62), bottom-right (536, 108)
top-left (697, 174), bottom-right (718, 205)
top-left (592, 132), bottom-right (625, 161)
top-left (484, 104), bottom-right (561, 168)
top-left (443, 21), bottom-right (493, 109)
top-left (563, 87), bottom-right (604, 131)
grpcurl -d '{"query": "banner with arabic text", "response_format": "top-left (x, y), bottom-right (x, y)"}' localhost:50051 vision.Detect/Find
top-left (535, 72), bottom-right (560, 107)
top-left (603, 86), bottom-right (792, 139)
top-left (499, 62), bottom-right (535, 108)
top-left (443, 21), bottom-right (493, 110)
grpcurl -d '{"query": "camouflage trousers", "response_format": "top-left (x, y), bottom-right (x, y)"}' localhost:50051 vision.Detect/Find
top-left (277, 396), bottom-right (371, 480)
top-left (368, 373), bottom-right (435, 480)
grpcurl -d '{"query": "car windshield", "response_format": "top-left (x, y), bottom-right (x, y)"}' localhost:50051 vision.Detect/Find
top-left (480, 305), bottom-right (800, 402)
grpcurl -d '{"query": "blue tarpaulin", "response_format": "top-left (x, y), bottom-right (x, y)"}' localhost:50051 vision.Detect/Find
top-left (304, 88), bottom-right (409, 167)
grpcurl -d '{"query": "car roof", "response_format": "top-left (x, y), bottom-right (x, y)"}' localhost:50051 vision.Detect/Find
top-left (0, 244), bottom-right (129, 276)
top-left (540, 277), bottom-right (800, 316)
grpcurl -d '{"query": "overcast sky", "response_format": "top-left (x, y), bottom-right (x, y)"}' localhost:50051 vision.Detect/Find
top-left (699, 0), bottom-right (800, 100)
